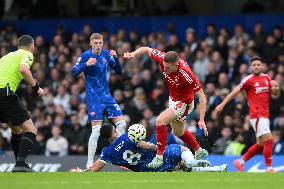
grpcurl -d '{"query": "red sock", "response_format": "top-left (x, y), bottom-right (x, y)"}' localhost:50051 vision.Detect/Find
top-left (156, 125), bottom-right (168, 155)
top-left (242, 144), bottom-right (263, 161)
top-left (178, 130), bottom-right (200, 151)
top-left (263, 139), bottom-right (273, 167)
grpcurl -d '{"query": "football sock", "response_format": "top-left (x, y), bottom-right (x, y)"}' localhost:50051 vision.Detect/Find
top-left (263, 139), bottom-right (273, 167)
top-left (181, 149), bottom-right (194, 162)
top-left (179, 130), bottom-right (200, 151)
top-left (192, 166), bottom-right (221, 172)
top-left (156, 125), bottom-right (167, 155)
top-left (16, 132), bottom-right (36, 166)
top-left (115, 120), bottom-right (126, 136)
top-left (11, 133), bottom-right (22, 161)
top-left (87, 125), bottom-right (101, 167)
top-left (242, 144), bottom-right (263, 162)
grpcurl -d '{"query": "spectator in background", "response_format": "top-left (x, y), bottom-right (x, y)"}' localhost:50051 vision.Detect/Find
top-left (272, 129), bottom-right (284, 155)
top-left (45, 126), bottom-right (68, 156)
top-left (212, 127), bottom-right (232, 155)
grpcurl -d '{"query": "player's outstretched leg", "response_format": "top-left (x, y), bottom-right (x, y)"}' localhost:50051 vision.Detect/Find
top-left (181, 149), bottom-right (210, 170)
top-left (233, 143), bottom-right (263, 172)
top-left (86, 125), bottom-right (101, 168)
top-left (191, 164), bottom-right (228, 172)
top-left (172, 123), bottom-right (208, 160)
top-left (12, 120), bottom-right (36, 172)
top-left (263, 139), bottom-right (277, 172)
top-left (147, 125), bottom-right (168, 168)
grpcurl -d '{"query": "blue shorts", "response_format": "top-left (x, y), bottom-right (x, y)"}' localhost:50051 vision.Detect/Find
top-left (87, 101), bottom-right (123, 122)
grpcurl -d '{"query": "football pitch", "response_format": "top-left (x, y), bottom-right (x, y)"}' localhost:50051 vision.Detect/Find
top-left (0, 172), bottom-right (284, 189)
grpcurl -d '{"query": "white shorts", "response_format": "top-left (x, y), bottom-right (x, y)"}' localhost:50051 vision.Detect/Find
top-left (169, 97), bottom-right (194, 122)
top-left (249, 117), bottom-right (271, 138)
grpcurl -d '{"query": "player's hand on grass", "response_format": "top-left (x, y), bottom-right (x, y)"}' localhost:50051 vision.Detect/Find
top-left (123, 52), bottom-right (134, 59)
top-left (110, 50), bottom-right (118, 57)
top-left (70, 167), bottom-right (83, 173)
top-left (86, 58), bottom-right (97, 66)
top-left (198, 120), bottom-right (208, 136)
top-left (37, 87), bottom-right (46, 96)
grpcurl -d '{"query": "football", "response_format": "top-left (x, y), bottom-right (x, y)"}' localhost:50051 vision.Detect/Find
top-left (127, 124), bottom-right (146, 143)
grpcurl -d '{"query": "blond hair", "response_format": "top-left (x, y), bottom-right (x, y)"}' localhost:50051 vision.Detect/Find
top-left (90, 33), bottom-right (103, 41)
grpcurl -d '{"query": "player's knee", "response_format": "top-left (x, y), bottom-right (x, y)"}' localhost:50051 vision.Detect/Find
top-left (92, 125), bottom-right (101, 134)
top-left (115, 120), bottom-right (126, 135)
top-left (172, 129), bottom-right (184, 137)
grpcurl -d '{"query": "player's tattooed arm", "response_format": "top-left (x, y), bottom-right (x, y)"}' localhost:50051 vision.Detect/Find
top-left (138, 141), bottom-right (157, 151)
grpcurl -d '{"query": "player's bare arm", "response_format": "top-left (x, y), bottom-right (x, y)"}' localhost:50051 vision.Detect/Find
top-left (19, 64), bottom-right (46, 96)
top-left (215, 86), bottom-right (241, 115)
top-left (70, 160), bottom-right (106, 172)
top-left (123, 47), bottom-right (152, 59)
top-left (138, 141), bottom-right (157, 151)
top-left (270, 80), bottom-right (280, 97)
top-left (196, 89), bottom-right (208, 136)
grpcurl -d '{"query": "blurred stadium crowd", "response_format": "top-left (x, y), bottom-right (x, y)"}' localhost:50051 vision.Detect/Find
top-left (0, 22), bottom-right (283, 156)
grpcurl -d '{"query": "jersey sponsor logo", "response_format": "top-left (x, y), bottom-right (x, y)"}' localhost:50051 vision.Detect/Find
top-left (152, 49), bottom-right (165, 58)
top-left (115, 141), bottom-right (125, 151)
top-left (255, 86), bottom-right (269, 94)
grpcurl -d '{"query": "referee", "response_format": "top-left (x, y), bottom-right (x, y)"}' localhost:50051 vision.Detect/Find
top-left (0, 35), bottom-right (46, 172)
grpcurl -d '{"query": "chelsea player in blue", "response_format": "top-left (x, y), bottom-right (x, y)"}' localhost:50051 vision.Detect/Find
top-left (71, 33), bottom-right (127, 168)
top-left (71, 123), bottom-right (227, 172)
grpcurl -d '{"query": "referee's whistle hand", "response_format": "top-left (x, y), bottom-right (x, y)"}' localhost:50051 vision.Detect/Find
top-left (37, 87), bottom-right (46, 96)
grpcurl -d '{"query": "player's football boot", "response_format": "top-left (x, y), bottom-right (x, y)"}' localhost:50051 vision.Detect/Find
top-left (194, 149), bottom-right (208, 160)
top-left (147, 156), bottom-right (163, 168)
top-left (266, 169), bottom-right (278, 173)
top-left (185, 160), bottom-right (210, 169)
top-left (233, 159), bottom-right (244, 172)
top-left (218, 164), bottom-right (228, 172)
top-left (12, 163), bottom-right (36, 172)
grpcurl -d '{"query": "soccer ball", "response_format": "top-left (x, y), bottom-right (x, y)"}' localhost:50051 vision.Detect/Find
top-left (127, 124), bottom-right (146, 143)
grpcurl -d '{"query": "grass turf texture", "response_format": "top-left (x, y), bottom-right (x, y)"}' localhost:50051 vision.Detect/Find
top-left (0, 172), bottom-right (283, 189)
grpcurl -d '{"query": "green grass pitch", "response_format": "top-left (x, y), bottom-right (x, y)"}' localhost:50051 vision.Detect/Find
top-left (0, 172), bottom-right (283, 189)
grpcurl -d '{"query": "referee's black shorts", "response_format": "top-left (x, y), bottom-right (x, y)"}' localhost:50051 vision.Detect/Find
top-left (0, 93), bottom-right (30, 125)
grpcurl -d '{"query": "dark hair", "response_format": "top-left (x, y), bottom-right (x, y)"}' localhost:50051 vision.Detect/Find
top-left (250, 56), bottom-right (263, 63)
top-left (164, 51), bottom-right (179, 63)
top-left (18, 35), bottom-right (34, 47)
top-left (100, 123), bottom-right (114, 139)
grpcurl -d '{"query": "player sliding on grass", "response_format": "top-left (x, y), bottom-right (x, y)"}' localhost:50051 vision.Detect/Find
top-left (214, 56), bottom-right (280, 172)
top-left (70, 123), bottom-right (227, 172)
top-left (123, 48), bottom-right (208, 168)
